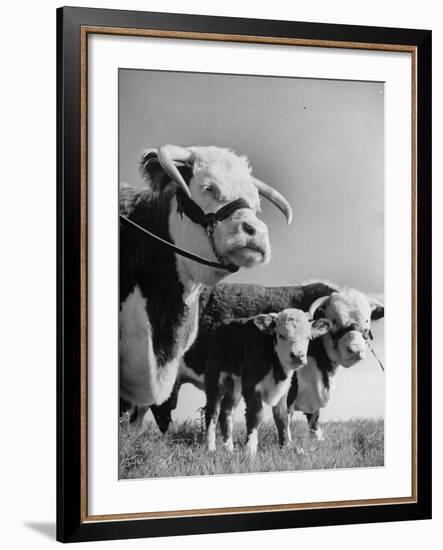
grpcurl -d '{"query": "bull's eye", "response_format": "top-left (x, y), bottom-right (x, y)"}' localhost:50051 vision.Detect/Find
top-left (277, 333), bottom-right (284, 340)
top-left (202, 183), bottom-right (222, 200)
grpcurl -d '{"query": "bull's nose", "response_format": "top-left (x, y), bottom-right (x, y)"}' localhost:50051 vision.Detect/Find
top-left (290, 351), bottom-right (306, 361)
top-left (241, 221), bottom-right (256, 236)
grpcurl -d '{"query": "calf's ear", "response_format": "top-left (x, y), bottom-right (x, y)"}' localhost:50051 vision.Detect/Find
top-left (369, 298), bottom-right (384, 321)
top-left (311, 318), bottom-right (332, 339)
top-left (252, 314), bottom-right (277, 334)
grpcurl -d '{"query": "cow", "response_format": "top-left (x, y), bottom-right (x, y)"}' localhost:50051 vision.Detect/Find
top-left (204, 309), bottom-right (331, 456)
top-left (119, 145), bottom-right (292, 416)
top-left (272, 288), bottom-right (384, 448)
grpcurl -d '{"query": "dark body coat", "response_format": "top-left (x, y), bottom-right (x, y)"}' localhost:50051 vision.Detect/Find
top-left (119, 166), bottom-right (199, 409)
top-left (205, 317), bottom-right (291, 453)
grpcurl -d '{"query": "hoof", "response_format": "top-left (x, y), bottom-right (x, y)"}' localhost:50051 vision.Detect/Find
top-left (310, 429), bottom-right (325, 441)
top-left (245, 445), bottom-right (257, 459)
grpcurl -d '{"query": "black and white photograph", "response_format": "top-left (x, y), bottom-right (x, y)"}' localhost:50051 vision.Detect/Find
top-left (51, 4), bottom-right (431, 544)
top-left (118, 68), bottom-right (385, 479)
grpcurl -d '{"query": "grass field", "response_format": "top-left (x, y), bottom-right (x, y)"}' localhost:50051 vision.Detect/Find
top-left (119, 414), bottom-right (384, 479)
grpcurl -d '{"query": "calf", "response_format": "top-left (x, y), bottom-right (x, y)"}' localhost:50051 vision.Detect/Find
top-left (205, 309), bottom-right (331, 456)
top-left (147, 281), bottom-right (338, 433)
top-left (272, 288), bottom-right (384, 447)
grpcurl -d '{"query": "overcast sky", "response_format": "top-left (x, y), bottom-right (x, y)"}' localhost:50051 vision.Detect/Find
top-left (119, 69), bottom-right (385, 421)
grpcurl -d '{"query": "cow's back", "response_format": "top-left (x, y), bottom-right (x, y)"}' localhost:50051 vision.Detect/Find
top-left (184, 282), bottom-right (336, 377)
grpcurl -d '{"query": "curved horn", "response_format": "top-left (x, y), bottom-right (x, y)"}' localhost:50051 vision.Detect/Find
top-left (252, 177), bottom-right (293, 225)
top-left (308, 295), bottom-right (330, 320)
top-left (157, 145), bottom-right (195, 198)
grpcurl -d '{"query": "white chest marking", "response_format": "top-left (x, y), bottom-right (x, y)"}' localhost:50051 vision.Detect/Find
top-left (293, 357), bottom-right (336, 413)
top-left (119, 286), bottom-right (181, 407)
top-left (256, 371), bottom-right (292, 407)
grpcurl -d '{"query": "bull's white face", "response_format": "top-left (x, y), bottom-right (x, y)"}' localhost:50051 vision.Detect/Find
top-left (322, 290), bottom-right (373, 368)
top-left (188, 147), bottom-right (271, 270)
top-left (254, 309), bottom-right (331, 371)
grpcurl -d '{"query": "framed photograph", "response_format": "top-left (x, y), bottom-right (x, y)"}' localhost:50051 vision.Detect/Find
top-left (57, 6), bottom-right (432, 543)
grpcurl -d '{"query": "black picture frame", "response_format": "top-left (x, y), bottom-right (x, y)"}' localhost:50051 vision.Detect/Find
top-left (57, 6), bottom-right (432, 543)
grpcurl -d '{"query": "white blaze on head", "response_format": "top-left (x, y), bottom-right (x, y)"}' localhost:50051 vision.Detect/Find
top-left (189, 147), bottom-right (261, 210)
top-left (187, 147), bottom-right (271, 270)
top-left (253, 309), bottom-right (331, 371)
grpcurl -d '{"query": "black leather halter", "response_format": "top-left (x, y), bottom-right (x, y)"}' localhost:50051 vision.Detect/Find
top-left (120, 190), bottom-right (252, 273)
top-left (330, 323), bottom-right (371, 343)
top-left (176, 189), bottom-right (250, 231)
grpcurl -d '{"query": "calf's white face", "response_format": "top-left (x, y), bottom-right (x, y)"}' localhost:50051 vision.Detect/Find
top-left (254, 309), bottom-right (331, 371)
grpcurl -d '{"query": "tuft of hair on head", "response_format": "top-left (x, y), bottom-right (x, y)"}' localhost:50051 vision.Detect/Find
top-left (277, 308), bottom-right (307, 324)
top-left (189, 146), bottom-right (251, 175)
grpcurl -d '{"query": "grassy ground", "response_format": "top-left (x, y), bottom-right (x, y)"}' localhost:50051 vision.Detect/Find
top-left (119, 415), bottom-right (384, 479)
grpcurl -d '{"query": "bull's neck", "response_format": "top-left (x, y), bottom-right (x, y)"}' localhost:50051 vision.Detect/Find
top-left (169, 196), bottom-right (229, 289)
top-left (119, 192), bottom-right (201, 366)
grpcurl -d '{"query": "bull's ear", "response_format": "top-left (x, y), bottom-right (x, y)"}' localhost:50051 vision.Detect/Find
top-left (140, 149), bottom-right (161, 182)
top-left (140, 149), bottom-right (193, 186)
top-left (252, 313), bottom-right (277, 334)
top-left (311, 318), bottom-right (332, 339)
top-left (369, 298), bottom-right (384, 321)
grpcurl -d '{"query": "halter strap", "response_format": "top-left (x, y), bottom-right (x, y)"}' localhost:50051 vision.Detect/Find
top-left (120, 192), bottom-right (252, 273)
top-left (176, 190), bottom-right (250, 230)
top-left (330, 323), bottom-right (370, 342)
top-left (120, 215), bottom-right (240, 273)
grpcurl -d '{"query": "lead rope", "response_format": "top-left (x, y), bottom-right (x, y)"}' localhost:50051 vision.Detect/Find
top-left (120, 215), bottom-right (239, 273)
top-left (368, 331), bottom-right (385, 372)
top-left (120, 192), bottom-right (252, 273)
